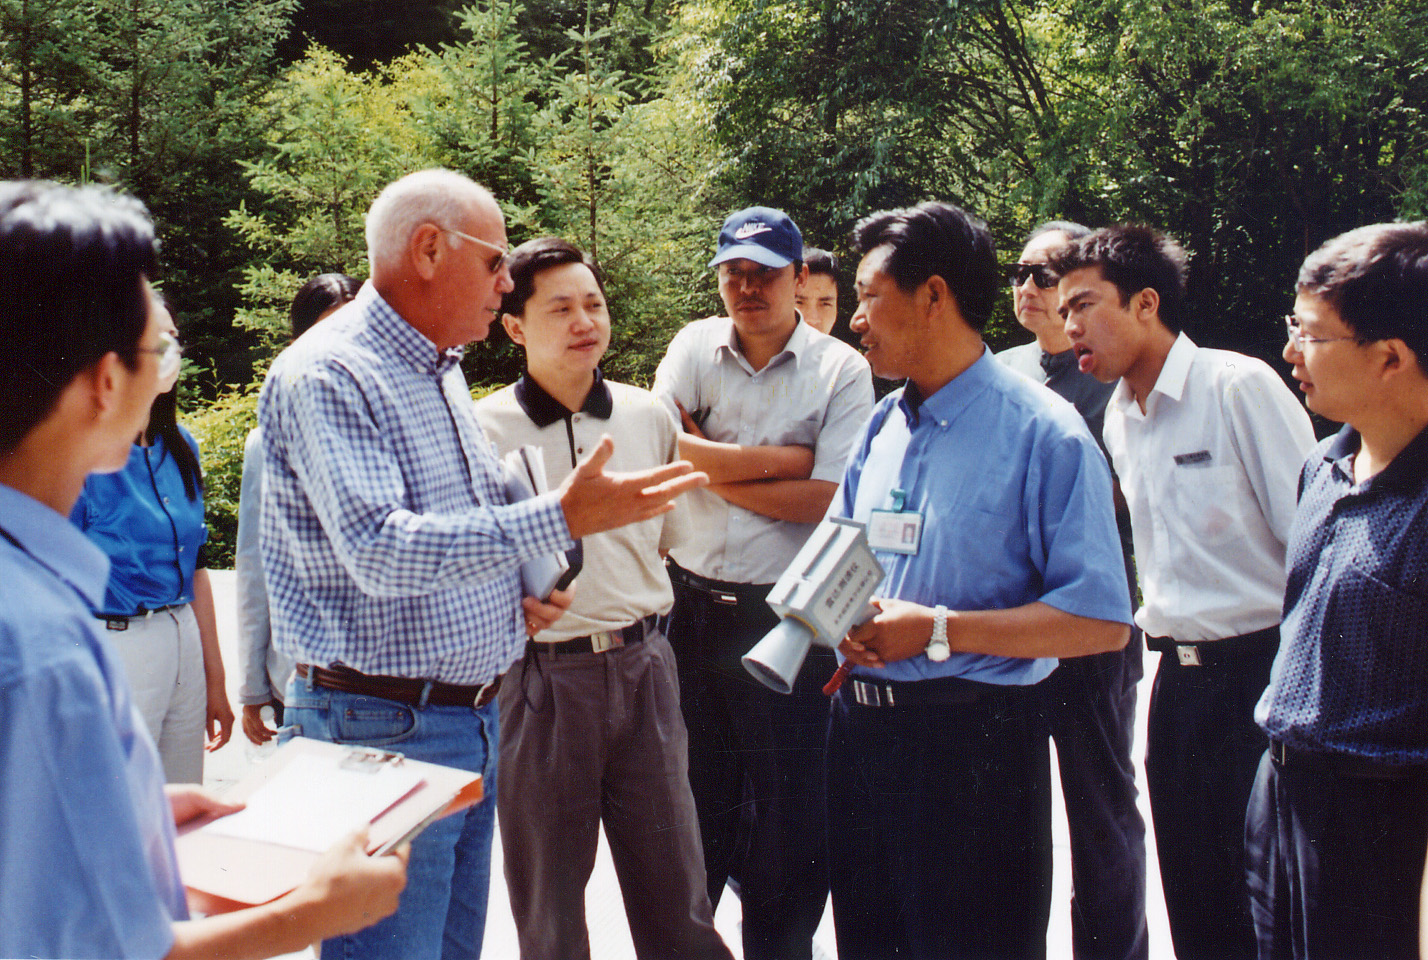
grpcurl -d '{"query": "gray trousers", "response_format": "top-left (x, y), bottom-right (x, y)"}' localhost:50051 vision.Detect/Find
top-left (496, 630), bottom-right (732, 960)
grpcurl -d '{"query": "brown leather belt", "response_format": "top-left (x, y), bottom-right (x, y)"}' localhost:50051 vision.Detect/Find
top-left (296, 663), bottom-right (501, 710)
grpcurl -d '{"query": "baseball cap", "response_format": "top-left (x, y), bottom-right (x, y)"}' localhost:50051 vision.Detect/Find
top-left (708, 206), bottom-right (804, 269)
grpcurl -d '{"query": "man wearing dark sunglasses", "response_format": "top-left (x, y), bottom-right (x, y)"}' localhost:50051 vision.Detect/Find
top-left (997, 221), bottom-right (1149, 960)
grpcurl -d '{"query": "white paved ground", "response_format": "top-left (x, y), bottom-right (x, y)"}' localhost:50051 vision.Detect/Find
top-left (202, 569), bottom-right (1172, 959)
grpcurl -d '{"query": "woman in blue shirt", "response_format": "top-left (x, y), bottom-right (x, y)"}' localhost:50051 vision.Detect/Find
top-left (72, 298), bottom-right (234, 783)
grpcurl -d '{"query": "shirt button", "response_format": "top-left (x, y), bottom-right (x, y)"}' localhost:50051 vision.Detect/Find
top-left (178, 546), bottom-right (185, 553)
top-left (163, 497), bottom-right (170, 504)
top-left (577, 447), bottom-right (584, 455)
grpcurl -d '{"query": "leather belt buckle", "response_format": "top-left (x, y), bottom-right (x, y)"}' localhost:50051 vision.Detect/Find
top-left (1270, 739), bottom-right (1289, 766)
top-left (104, 617), bottom-right (129, 631)
top-left (590, 630), bottom-right (622, 653)
top-left (713, 591), bottom-right (739, 606)
top-left (1176, 644), bottom-right (1202, 667)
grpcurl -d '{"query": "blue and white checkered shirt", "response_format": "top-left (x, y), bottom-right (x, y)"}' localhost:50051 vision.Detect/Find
top-left (257, 284), bottom-right (573, 685)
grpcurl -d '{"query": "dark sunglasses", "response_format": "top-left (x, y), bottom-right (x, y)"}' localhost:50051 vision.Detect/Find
top-left (1006, 262), bottom-right (1057, 289)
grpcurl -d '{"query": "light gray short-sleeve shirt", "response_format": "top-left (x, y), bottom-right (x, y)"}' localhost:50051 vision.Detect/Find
top-left (653, 316), bottom-right (873, 584)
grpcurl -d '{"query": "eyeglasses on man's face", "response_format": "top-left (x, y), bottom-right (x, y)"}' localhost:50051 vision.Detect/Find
top-left (1007, 262), bottom-right (1057, 289)
top-left (442, 227), bottom-right (509, 274)
top-left (1283, 314), bottom-right (1361, 352)
top-left (138, 329), bottom-right (184, 381)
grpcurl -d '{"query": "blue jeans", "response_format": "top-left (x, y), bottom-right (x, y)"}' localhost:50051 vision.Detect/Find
top-left (282, 679), bottom-right (499, 960)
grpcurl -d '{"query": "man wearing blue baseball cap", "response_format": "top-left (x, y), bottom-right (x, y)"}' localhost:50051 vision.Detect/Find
top-left (654, 207), bottom-right (874, 959)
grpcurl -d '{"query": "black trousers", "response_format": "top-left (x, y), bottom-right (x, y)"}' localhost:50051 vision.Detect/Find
top-left (665, 572), bottom-right (832, 960)
top-left (1145, 630), bottom-right (1278, 960)
top-left (1041, 630), bottom-right (1148, 960)
top-left (826, 678), bottom-right (1052, 960)
top-left (1245, 749), bottom-right (1428, 960)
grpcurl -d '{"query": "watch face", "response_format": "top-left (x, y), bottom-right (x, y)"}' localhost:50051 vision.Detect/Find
top-left (926, 639), bottom-right (950, 662)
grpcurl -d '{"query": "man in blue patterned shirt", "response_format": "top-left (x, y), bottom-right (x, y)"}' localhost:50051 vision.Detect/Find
top-left (1247, 221), bottom-right (1428, 960)
top-left (258, 169), bottom-right (705, 960)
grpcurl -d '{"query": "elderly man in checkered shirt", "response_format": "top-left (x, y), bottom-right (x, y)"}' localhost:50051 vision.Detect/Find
top-left (257, 169), bottom-right (705, 960)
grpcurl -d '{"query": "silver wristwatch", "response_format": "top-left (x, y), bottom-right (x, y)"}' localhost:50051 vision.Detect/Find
top-left (926, 604), bottom-right (950, 662)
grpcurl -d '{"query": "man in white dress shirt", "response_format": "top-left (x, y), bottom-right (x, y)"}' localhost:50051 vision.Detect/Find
top-left (1055, 225), bottom-right (1316, 960)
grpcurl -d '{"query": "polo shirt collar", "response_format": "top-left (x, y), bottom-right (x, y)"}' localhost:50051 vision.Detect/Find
top-left (0, 483), bottom-right (109, 610)
top-left (513, 369), bottom-right (613, 428)
top-left (900, 345), bottom-right (996, 427)
top-left (362, 284), bottom-right (466, 376)
top-left (1328, 421), bottom-right (1428, 495)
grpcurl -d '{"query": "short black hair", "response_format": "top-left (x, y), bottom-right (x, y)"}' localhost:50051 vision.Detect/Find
top-left (803, 247), bottom-right (839, 280)
top-left (0, 181), bottom-right (159, 455)
top-left (290, 273), bottom-right (360, 339)
top-left (1298, 222), bottom-right (1428, 373)
top-left (850, 201), bottom-right (1000, 331)
top-left (1050, 225), bottom-right (1189, 334)
top-left (500, 236), bottom-right (607, 318)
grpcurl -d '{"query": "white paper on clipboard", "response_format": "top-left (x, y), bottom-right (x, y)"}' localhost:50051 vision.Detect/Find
top-left (198, 748), bottom-right (424, 853)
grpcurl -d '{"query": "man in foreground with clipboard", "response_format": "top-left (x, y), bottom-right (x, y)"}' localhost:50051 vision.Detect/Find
top-left (0, 180), bottom-right (408, 960)
top-left (258, 171), bottom-right (707, 960)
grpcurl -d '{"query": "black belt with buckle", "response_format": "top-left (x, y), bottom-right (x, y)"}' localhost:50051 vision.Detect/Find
top-left (1146, 625), bottom-right (1279, 667)
top-left (295, 663), bottom-right (501, 710)
top-left (843, 674), bottom-right (1000, 709)
top-left (1269, 738), bottom-right (1425, 782)
top-left (666, 560), bottom-right (773, 607)
top-left (533, 613), bottom-right (658, 655)
top-left (98, 604), bottom-right (183, 631)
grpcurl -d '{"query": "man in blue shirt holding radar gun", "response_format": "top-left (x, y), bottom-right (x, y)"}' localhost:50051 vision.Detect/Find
top-left (0, 180), bottom-right (407, 960)
top-left (825, 201), bottom-right (1133, 960)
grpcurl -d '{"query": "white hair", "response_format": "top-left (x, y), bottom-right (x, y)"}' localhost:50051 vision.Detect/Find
top-left (365, 169), bottom-right (494, 273)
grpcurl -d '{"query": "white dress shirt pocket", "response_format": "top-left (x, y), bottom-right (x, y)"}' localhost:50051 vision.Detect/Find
top-left (1170, 464), bottom-right (1250, 548)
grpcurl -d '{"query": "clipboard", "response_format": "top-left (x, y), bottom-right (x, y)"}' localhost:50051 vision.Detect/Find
top-left (176, 737), bottom-right (482, 913)
top-left (500, 445), bottom-right (581, 598)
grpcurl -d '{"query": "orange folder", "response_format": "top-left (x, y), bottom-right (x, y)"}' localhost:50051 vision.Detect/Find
top-left (176, 737), bottom-right (482, 913)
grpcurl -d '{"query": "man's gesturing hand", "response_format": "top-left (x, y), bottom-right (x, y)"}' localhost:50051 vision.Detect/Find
top-left (558, 435), bottom-right (708, 541)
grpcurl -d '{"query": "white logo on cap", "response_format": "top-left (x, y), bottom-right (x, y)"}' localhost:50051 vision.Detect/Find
top-left (734, 222), bottom-right (773, 240)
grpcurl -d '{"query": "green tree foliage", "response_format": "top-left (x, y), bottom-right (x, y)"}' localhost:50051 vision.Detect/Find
top-left (185, 387), bottom-right (259, 569)
top-left (1, 0), bottom-right (302, 392)
top-left (1053, 0), bottom-right (1428, 357)
top-left (226, 46), bottom-right (433, 352)
top-left (681, 0), bottom-right (1428, 357)
top-left (0, 0), bottom-right (98, 178)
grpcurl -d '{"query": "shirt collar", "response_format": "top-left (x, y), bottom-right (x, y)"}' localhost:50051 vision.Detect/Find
top-left (1040, 348), bottom-right (1076, 378)
top-left (899, 345), bottom-right (996, 427)
top-left (1327, 421), bottom-right (1428, 495)
top-left (0, 483), bottom-right (110, 610)
top-left (513, 369), bottom-right (613, 428)
top-left (1110, 330), bottom-right (1197, 413)
top-left (1147, 331), bottom-right (1197, 403)
top-left (714, 313), bottom-right (810, 370)
top-left (361, 283), bottom-right (467, 377)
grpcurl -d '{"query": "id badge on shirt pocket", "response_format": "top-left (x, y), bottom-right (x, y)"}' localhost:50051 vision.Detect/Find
top-left (867, 508), bottom-right (923, 555)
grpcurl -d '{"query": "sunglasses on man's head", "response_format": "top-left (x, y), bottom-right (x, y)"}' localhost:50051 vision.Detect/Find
top-left (1006, 262), bottom-right (1057, 289)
